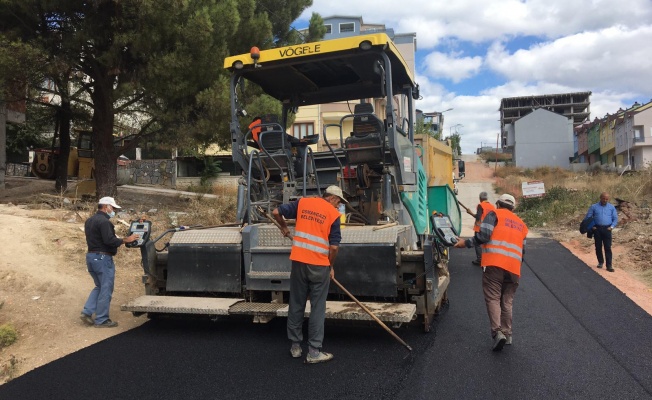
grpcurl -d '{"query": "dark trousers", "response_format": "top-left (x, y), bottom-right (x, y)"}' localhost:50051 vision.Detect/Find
top-left (473, 233), bottom-right (482, 262)
top-left (593, 226), bottom-right (613, 267)
top-left (287, 261), bottom-right (331, 350)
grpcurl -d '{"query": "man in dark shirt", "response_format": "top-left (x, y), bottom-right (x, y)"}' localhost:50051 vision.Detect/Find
top-left (81, 197), bottom-right (137, 328)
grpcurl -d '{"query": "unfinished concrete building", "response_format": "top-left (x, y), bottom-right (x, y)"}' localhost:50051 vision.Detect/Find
top-left (500, 92), bottom-right (591, 167)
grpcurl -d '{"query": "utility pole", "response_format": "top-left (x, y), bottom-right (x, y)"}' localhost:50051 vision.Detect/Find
top-left (495, 132), bottom-right (499, 173)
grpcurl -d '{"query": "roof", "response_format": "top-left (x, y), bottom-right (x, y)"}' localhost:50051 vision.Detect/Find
top-left (223, 33), bottom-right (415, 106)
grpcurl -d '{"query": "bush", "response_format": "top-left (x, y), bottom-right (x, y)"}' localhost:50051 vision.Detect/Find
top-left (0, 324), bottom-right (18, 348)
top-left (518, 186), bottom-right (596, 227)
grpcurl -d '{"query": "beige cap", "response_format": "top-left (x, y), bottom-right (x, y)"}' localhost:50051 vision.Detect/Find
top-left (98, 196), bottom-right (122, 209)
top-left (497, 193), bottom-right (515, 207)
top-left (324, 185), bottom-right (348, 204)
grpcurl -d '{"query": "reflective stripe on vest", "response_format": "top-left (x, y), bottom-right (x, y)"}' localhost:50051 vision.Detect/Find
top-left (290, 197), bottom-right (340, 266)
top-left (474, 201), bottom-right (496, 232)
top-left (481, 208), bottom-right (528, 276)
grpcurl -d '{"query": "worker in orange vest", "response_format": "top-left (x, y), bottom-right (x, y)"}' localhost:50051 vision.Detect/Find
top-left (272, 186), bottom-right (346, 364)
top-left (455, 193), bottom-right (528, 351)
top-left (467, 191), bottom-right (495, 266)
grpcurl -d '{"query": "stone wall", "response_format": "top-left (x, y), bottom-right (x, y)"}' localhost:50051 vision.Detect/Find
top-left (121, 159), bottom-right (176, 187)
top-left (5, 163), bottom-right (30, 177)
top-left (6, 159), bottom-right (239, 194)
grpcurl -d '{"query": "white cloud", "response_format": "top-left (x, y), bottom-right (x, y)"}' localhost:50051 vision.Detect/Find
top-left (301, 0), bottom-right (652, 48)
top-left (423, 52), bottom-right (483, 83)
top-left (486, 25), bottom-right (652, 94)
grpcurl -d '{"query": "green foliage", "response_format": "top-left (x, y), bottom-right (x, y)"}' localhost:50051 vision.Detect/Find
top-left (199, 157), bottom-right (223, 187)
top-left (415, 115), bottom-right (442, 139)
top-left (480, 152), bottom-right (512, 163)
top-left (237, 92), bottom-right (293, 134)
top-left (447, 133), bottom-right (462, 157)
top-left (0, 324), bottom-right (17, 348)
top-left (1, 0), bottom-right (314, 196)
top-left (0, 37), bottom-right (45, 101)
top-left (4, 102), bottom-right (52, 162)
top-left (256, 0), bottom-right (313, 46)
top-left (517, 187), bottom-right (596, 227)
top-left (306, 13), bottom-right (327, 43)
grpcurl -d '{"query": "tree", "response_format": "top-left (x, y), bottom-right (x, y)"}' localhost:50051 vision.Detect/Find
top-left (1, 0), bottom-right (314, 197)
top-left (448, 133), bottom-right (462, 157)
top-left (1, 34), bottom-right (94, 191)
top-left (255, 0), bottom-right (313, 46)
top-left (306, 13), bottom-right (327, 43)
top-left (0, 38), bottom-right (45, 189)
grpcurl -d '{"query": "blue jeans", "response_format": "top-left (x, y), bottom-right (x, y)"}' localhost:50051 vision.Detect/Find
top-left (82, 253), bottom-right (115, 325)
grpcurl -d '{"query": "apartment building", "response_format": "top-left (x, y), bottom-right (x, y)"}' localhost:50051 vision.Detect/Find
top-left (614, 101), bottom-right (652, 170)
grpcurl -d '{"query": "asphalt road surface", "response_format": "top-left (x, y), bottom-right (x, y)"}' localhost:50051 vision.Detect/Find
top-left (1, 238), bottom-right (651, 400)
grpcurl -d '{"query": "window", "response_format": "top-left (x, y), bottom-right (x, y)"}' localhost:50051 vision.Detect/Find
top-left (325, 24), bottom-right (332, 34)
top-left (339, 22), bottom-right (355, 33)
top-left (292, 122), bottom-right (314, 139)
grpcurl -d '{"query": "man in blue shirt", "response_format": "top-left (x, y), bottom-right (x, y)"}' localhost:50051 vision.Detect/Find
top-left (585, 192), bottom-right (618, 272)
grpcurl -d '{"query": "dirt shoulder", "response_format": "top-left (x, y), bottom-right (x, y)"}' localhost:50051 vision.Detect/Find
top-left (0, 177), bottom-right (199, 383)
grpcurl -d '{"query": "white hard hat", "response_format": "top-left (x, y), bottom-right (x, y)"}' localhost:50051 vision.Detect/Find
top-left (497, 193), bottom-right (515, 208)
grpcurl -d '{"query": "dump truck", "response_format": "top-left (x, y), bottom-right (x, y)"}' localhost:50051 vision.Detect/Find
top-left (122, 33), bottom-right (461, 332)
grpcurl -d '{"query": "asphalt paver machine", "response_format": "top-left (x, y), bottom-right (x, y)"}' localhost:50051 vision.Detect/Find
top-left (122, 33), bottom-right (461, 331)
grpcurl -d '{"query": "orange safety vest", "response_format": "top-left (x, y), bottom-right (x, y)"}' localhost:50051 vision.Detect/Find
top-left (290, 197), bottom-right (340, 266)
top-left (473, 201), bottom-right (495, 233)
top-left (481, 208), bottom-right (528, 276)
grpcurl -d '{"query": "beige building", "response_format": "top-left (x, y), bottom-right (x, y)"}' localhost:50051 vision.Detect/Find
top-left (292, 16), bottom-right (416, 152)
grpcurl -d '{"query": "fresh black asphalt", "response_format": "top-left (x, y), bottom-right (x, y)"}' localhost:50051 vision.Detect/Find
top-left (1, 238), bottom-right (651, 400)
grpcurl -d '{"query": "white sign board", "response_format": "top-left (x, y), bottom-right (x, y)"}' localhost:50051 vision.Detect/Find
top-left (522, 181), bottom-right (545, 198)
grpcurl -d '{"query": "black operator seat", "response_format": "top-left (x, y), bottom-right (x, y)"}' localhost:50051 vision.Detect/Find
top-left (344, 103), bottom-right (384, 165)
top-left (255, 114), bottom-right (294, 180)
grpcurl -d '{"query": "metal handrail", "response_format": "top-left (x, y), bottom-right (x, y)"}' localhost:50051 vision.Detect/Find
top-left (302, 146), bottom-right (321, 197)
top-left (246, 150), bottom-right (270, 224)
top-left (257, 129), bottom-right (294, 182)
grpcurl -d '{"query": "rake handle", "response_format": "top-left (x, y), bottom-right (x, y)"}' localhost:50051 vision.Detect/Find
top-left (332, 278), bottom-right (412, 352)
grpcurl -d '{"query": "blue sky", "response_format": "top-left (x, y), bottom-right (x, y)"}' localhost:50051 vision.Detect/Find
top-left (296, 0), bottom-right (652, 154)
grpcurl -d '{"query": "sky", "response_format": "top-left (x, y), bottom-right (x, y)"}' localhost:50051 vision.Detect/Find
top-left (295, 0), bottom-right (652, 154)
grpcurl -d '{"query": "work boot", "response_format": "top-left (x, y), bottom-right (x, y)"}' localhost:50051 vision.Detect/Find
top-left (95, 319), bottom-right (118, 328)
top-left (596, 263), bottom-right (603, 269)
top-left (471, 260), bottom-right (481, 266)
top-left (492, 331), bottom-right (507, 352)
top-left (505, 335), bottom-right (512, 345)
top-left (607, 266), bottom-right (615, 272)
top-left (290, 343), bottom-right (302, 358)
top-left (80, 313), bottom-right (94, 326)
